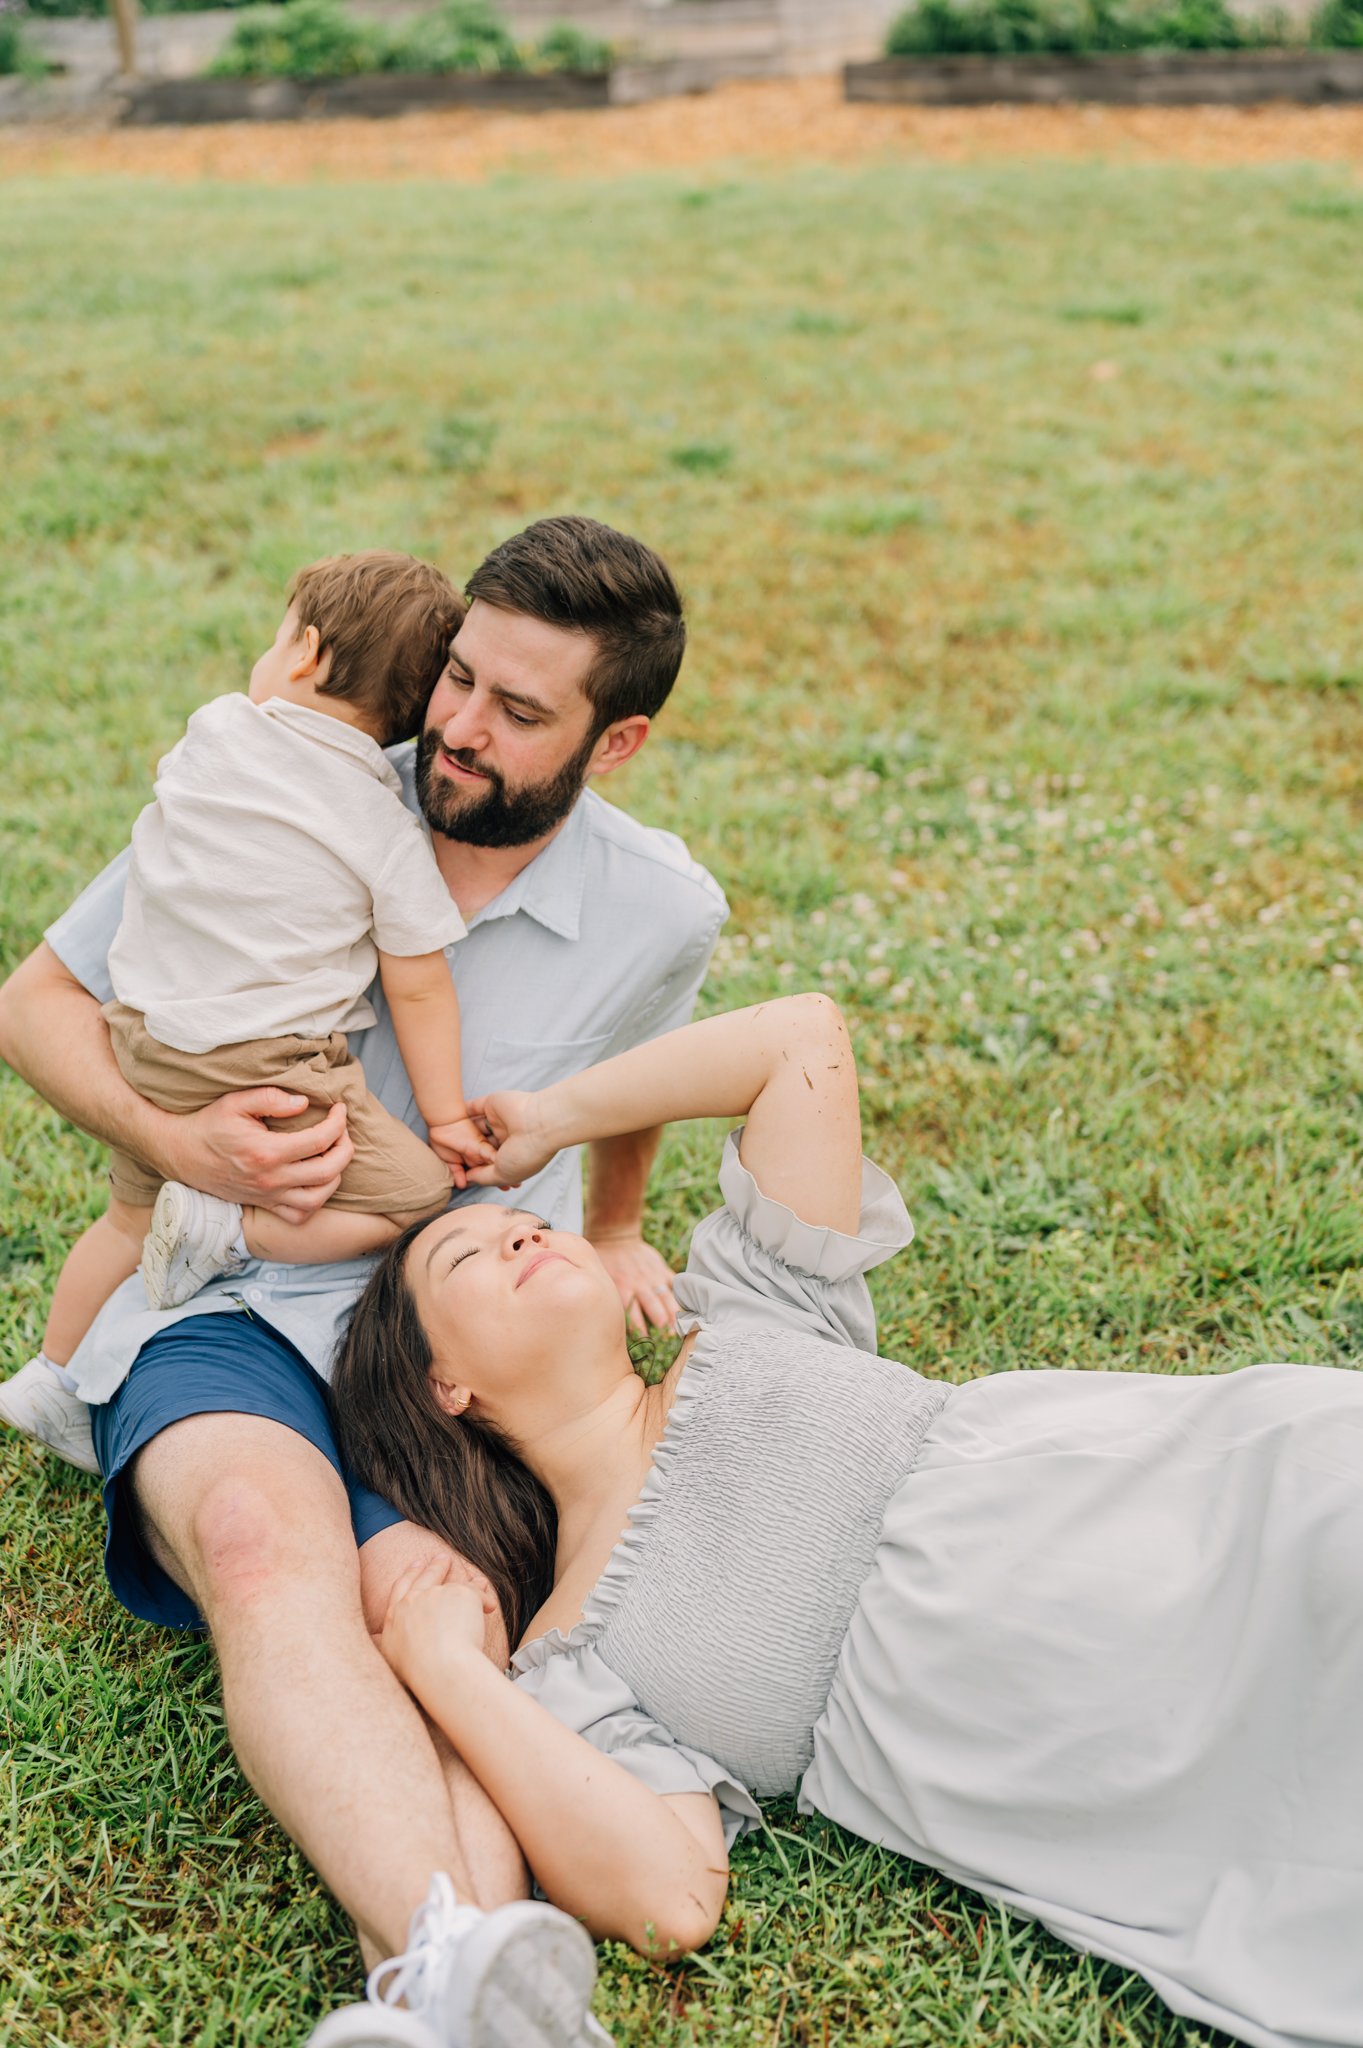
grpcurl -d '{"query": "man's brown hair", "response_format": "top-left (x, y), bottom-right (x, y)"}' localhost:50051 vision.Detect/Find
top-left (289, 551), bottom-right (464, 748)
top-left (463, 516), bottom-right (685, 736)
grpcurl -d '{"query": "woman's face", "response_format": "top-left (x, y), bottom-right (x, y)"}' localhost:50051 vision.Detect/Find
top-left (407, 1203), bottom-right (624, 1427)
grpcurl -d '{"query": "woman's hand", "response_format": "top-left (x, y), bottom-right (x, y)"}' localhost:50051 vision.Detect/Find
top-left (377, 1555), bottom-right (501, 1697)
top-left (461, 1088), bottom-right (560, 1189)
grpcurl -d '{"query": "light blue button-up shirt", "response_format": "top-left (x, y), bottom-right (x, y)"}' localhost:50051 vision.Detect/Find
top-left (46, 748), bottom-right (726, 1402)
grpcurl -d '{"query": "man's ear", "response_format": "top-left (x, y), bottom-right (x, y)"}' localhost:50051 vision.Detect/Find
top-left (586, 715), bottom-right (650, 780)
top-left (429, 1374), bottom-right (471, 1418)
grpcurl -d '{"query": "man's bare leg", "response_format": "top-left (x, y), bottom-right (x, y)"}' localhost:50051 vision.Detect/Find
top-left (131, 1412), bottom-right (522, 1958)
top-left (360, 1520), bottom-right (530, 1915)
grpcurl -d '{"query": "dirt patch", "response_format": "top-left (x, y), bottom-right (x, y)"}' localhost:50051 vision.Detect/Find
top-left (4, 75), bottom-right (1363, 181)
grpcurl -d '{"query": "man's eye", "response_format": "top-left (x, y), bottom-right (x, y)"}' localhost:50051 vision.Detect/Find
top-left (507, 710), bottom-right (538, 729)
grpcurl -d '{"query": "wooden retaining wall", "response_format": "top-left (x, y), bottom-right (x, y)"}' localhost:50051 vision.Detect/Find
top-left (845, 48), bottom-right (1363, 104)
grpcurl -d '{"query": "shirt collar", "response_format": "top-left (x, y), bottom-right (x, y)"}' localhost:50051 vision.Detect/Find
top-left (257, 696), bottom-right (403, 797)
top-left (468, 791), bottom-right (592, 942)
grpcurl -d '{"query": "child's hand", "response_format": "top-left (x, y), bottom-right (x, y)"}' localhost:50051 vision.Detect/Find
top-left (378, 1556), bottom-right (498, 1697)
top-left (427, 1115), bottom-right (500, 1186)
top-left (461, 1089), bottom-right (558, 1189)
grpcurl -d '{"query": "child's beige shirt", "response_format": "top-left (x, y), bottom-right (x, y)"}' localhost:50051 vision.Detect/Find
top-left (108, 692), bottom-right (466, 1054)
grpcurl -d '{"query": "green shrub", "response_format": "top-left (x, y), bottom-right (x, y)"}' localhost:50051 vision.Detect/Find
top-left (208, 0), bottom-right (381, 76)
top-left (0, 1), bottom-right (48, 72)
top-left (531, 20), bottom-right (612, 70)
top-left (1311, 0), bottom-right (1363, 41)
top-left (885, 0), bottom-right (1294, 52)
top-left (383, 0), bottom-right (521, 73)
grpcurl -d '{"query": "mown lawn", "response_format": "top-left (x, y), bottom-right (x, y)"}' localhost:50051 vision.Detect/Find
top-left (2, 159), bottom-right (1362, 2048)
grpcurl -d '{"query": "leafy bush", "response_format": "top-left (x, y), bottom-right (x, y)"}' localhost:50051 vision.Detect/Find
top-left (0, 0), bottom-right (48, 72)
top-left (886, 0), bottom-right (1292, 52)
top-left (207, 0), bottom-right (612, 78)
top-left (1311, 0), bottom-right (1363, 41)
top-left (384, 0), bottom-right (521, 73)
top-left (532, 20), bottom-right (612, 70)
top-left (208, 0), bottom-right (381, 76)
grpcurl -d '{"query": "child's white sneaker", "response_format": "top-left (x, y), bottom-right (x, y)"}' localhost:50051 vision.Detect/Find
top-left (141, 1182), bottom-right (246, 1310)
top-left (306, 1875), bottom-right (612, 2048)
top-left (0, 1357), bottom-right (99, 1474)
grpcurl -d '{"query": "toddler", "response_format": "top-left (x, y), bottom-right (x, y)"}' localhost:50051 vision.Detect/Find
top-left (0, 550), bottom-right (493, 1468)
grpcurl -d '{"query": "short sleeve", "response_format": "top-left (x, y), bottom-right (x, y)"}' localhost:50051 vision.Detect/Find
top-left (43, 847), bottom-right (132, 1004)
top-left (674, 1128), bottom-right (913, 1353)
top-left (512, 1639), bottom-right (762, 1850)
top-left (367, 816), bottom-right (467, 958)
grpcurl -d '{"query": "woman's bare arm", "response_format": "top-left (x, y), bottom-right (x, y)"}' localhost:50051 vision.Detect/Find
top-left (380, 1562), bottom-right (731, 1956)
top-left (471, 993), bottom-right (863, 1237)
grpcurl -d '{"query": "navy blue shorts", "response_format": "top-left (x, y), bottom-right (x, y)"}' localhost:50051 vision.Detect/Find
top-left (89, 1312), bottom-right (405, 1631)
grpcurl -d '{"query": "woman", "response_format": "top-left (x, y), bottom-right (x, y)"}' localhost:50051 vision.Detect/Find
top-left (332, 993), bottom-right (1363, 2048)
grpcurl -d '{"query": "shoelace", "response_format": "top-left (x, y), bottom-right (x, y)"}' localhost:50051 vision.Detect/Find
top-left (367, 1873), bottom-right (484, 2012)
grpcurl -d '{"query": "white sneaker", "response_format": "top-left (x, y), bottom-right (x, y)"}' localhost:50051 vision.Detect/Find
top-left (346, 1875), bottom-right (611, 2048)
top-left (0, 1358), bottom-right (99, 1475)
top-left (140, 1182), bottom-right (246, 1310)
top-left (307, 2007), bottom-right (444, 2048)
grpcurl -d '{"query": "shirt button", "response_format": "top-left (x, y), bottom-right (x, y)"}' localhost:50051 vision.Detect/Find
top-left (263, 1269), bottom-right (282, 1282)
top-left (248, 1288), bottom-right (264, 1303)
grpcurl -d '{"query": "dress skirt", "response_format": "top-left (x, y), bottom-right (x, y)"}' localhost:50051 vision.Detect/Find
top-left (800, 1362), bottom-right (1363, 2048)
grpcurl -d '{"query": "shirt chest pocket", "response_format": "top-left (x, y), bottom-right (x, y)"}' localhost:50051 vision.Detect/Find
top-left (475, 1030), bottom-right (615, 1095)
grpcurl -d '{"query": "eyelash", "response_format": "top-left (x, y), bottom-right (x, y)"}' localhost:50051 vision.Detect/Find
top-left (447, 1221), bottom-right (550, 1275)
top-left (447, 670), bottom-right (538, 730)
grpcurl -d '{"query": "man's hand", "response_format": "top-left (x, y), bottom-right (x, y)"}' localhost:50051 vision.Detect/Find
top-left (589, 1230), bottom-right (679, 1336)
top-left (160, 1089), bottom-right (354, 1226)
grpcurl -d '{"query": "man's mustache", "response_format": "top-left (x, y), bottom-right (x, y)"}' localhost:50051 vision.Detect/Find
top-left (431, 738), bottom-right (503, 794)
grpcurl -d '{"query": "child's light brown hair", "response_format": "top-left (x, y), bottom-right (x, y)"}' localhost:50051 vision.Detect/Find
top-left (289, 551), bottom-right (464, 748)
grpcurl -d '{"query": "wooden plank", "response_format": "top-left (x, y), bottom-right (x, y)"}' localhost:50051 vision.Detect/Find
top-left (120, 67), bottom-right (612, 125)
top-left (844, 49), bottom-right (1363, 104)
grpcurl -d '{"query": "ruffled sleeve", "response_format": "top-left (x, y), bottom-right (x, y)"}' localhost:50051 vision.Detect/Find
top-left (511, 1636), bottom-right (762, 1850)
top-left (674, 1128), bottom-right (913, 1354)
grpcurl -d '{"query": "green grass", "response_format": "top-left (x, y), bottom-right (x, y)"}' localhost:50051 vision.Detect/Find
top-left (3, 159), bottom-right (1363, 2046)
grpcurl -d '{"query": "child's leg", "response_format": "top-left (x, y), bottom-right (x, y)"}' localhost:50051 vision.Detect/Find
top-left (44, 1198), bottom-right (154, 1365)
top-left (242, 1200), bottom-right (444, 1268)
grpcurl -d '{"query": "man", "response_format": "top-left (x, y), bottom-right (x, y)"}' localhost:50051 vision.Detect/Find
top-left (0, 517), bottom-right (726, 2048)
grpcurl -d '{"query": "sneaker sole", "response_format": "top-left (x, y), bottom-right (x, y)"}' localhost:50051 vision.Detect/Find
top-left (454, 1905), bottom-right (603, 2048)
top-left (141, 1182), bottom-right (237, 1311)
top-left (306, 2006), bottom-right (442, 2048)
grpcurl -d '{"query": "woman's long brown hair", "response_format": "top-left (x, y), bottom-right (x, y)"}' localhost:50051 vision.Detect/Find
top-left (329, 1218), bottom-right (558, 1649)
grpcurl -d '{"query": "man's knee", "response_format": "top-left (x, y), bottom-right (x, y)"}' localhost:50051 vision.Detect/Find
top-left (359, 1520), bottom-right (507, 1665)
top-left (131, 1414), bottom-right (356, 1620)
top-left (184, 1473), bottom-right (326, 1616)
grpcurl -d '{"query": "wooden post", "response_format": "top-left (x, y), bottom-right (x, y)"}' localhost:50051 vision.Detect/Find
top-left (109, 0), bottom-right (138, 76)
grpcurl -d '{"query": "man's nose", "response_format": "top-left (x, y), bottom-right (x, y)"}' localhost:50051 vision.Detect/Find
top-left (440, 692), bottom-right (490, 750)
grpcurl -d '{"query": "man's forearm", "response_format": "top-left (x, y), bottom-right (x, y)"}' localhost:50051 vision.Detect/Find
top-left (584, 1125), bottom-right (663, 1238)
top-left (0, 944), bottom-right (177, 1169)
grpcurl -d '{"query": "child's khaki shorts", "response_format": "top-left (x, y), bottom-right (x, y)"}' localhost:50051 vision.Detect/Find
top-left (102, 1000), bottom-right (451, 1216)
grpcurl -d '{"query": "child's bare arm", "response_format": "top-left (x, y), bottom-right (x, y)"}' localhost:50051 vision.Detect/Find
top-left (376, 950), bottom-right (494, 1174)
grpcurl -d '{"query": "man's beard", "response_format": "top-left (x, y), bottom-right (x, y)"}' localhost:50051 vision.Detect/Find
top-left (415, 725), bottom-right (598, 849)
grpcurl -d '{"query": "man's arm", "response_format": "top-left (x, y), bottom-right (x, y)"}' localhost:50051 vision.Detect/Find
top-left (585, 1125), bottom-right (675, 1335)
top-left (0, 944), bottom-right (354, 1224)
top-left (582, 876), bottom-right (728, 1335)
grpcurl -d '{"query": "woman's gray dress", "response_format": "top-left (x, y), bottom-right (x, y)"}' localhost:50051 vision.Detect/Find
top-left (511, 1133), bottom-right (1363, 2048)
